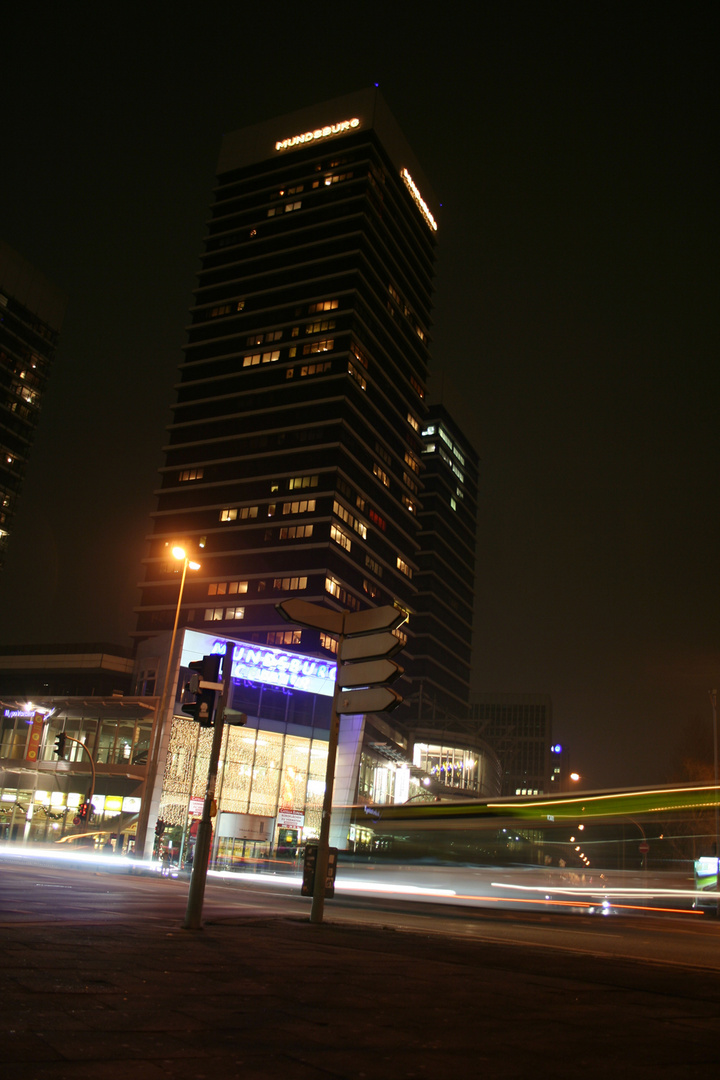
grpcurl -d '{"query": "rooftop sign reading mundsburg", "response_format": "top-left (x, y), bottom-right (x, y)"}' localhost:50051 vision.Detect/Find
top-left (271, 109), bottom-right (437, 233)
top-left (275, 117), bottom-right (361, 151)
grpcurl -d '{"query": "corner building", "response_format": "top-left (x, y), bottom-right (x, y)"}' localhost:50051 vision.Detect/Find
top-left (0, 242), bottom-right (66, 572)
top-left (135, 90), bottom-right (441, 703)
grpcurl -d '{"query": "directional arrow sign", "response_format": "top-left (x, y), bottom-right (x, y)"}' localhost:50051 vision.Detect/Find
top-left (338, 632), bottom-right (403, 662)
top-left (338, 659), bottom-right (403, 688)
top-left (344, 606), bottom-right (407, 636)
top-left (276, 599), bottom-right (344, 635)
top-left (277, 600), bottom-right (407, 638)
top-left (335, 686), bottom-right (403, 714)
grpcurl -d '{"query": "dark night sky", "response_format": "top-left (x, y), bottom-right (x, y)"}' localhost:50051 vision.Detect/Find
top-left (1, 2), bottom-right (717, 787)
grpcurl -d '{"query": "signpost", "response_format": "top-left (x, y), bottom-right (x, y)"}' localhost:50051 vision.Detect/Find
top-left (276, 599), bottom-right (407, 924)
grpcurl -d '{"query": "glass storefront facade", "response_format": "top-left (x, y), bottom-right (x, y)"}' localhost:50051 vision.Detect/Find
top-left (413, 739), bottom-right (500, 796)
top-left (0, 702), bottom-right (153, 849)
top-left (158, 717), bottom-right (329, 869)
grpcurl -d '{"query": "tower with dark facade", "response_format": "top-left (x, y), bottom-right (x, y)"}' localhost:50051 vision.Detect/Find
top-left (410, 404), bottom-right (478, 720)
top-left (135, 90), bottom-right (475, 717)
top-left (0, 242), bottom-right (66, 572)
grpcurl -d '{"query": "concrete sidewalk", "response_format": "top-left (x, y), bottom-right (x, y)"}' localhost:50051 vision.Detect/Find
top-left (2, 882), bottom-right (720, 1078)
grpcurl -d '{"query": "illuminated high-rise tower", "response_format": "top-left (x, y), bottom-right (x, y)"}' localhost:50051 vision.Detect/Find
top-left (136, 89), bottom-right (475, 718)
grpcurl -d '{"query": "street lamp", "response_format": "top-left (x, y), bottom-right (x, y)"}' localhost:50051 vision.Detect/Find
top-left (134, 544), bottom-right (200, 858)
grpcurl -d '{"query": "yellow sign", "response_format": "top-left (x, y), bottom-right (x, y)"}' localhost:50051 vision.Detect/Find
top-left (401, 168), bottom-right (438, 232)
top-left (25, 715), bottom-right (44, 762)
top-left (275, 118), bottom-right (360, 152)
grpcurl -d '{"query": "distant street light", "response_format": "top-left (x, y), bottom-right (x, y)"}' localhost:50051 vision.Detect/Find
top-left (135, 544), bottom-right (200, 858)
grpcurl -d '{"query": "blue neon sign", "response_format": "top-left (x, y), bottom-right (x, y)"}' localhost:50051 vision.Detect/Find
top-left (180, 629), bottom-right (335, 697)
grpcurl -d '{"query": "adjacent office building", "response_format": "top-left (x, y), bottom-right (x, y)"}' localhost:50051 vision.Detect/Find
top-left (134, 89), bottom-right (476, 720)
top-left (0, 242), bottom-right (66, 572)
top-left (469, 693), bottom-right (553, 796)
top-left (412, 404), bottom-right (478, 721)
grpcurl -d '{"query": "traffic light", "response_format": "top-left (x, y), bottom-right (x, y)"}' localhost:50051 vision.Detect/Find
top-left (78, 800), bottom-right (91, 822)
top-left (182, 655), bottom-right (221, 727)
top-left (155, 819), bottom-right (166, 837)
top-left (182, 688), bottom-right (217, 727)
top-left (53, 733), bottom-right (67, 758)
top-left (189, 654), bottom-right (221, 685)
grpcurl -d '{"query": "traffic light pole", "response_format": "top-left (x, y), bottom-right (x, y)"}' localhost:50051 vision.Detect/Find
top-left (183, 642), bottom-right (234, 931)
top-left (60, 735), bottom-right (97, 824)
top-left (310, 614), bottom-right (346, 925)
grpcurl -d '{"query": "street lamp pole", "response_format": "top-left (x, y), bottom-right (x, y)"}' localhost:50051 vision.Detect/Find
top-left (134, 546), bottom-right (200, 858)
